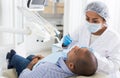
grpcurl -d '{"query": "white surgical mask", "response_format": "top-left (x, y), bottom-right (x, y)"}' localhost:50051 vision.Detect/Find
top-left (85, 21), bottom-right (102, 33)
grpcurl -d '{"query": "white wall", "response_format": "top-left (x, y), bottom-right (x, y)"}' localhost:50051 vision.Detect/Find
top-left (0, 0), bottom-right (2, 25)
top-left (64, 0), bottom-right (87, 35)
top-left (106, 0), bottom-right (120, 34)
top-left (0, 0), bottom-right (14, 46)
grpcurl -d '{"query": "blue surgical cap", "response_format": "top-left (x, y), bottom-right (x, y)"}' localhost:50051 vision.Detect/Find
top-left (85, 1), bottom-right (109, 21)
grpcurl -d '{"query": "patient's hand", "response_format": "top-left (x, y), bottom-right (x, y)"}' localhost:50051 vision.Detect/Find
top-left (27, 58), bottom-right (39, 70)
top-left (27, 55), bottom-right (44, 70)
top-left (32, 55), bottom-right (44, 60)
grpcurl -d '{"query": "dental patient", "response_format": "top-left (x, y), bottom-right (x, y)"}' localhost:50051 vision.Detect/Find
top-left (6, 46), bottom-right (98, 78)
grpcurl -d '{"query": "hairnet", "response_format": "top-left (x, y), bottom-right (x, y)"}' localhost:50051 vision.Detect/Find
top-left (85, 1), bottom-right (109, 21)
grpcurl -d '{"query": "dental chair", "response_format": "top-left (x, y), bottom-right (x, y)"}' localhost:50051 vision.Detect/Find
top-left (0, 46), bottom-right (108, 78)
top-left (2, 69), bottom-right (109, 78)
top-left (0, 41), bottom-right (110, 78)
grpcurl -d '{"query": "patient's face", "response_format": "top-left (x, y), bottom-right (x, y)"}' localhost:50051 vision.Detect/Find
top-left (67, 46), bottom-right (79, 58)
top-left (67, 46), bottom-right (88, 62)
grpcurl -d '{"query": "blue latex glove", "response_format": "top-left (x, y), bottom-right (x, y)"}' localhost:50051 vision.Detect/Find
top-left (63, 34), bottom-right (72, 47)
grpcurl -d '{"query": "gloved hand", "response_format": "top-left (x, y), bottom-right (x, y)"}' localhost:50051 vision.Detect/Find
top-left (62, 34), bottom-right (72, 47)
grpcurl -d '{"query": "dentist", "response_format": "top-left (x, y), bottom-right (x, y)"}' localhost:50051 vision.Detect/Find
top-left (62, 1), bottom-right (120, 78)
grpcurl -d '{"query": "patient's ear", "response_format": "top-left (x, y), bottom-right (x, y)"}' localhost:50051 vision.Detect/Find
top-left (68, 63), bottom-right (74, 70)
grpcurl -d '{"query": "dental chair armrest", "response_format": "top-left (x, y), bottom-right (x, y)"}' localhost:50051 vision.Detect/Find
top-left (2, 69), bottom-right (17, 78)
top-left (69, 72), bottom-right (109, 78)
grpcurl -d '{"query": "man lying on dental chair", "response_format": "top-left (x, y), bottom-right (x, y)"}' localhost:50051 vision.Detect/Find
top-left (6, 46), bottom-right (98, 78)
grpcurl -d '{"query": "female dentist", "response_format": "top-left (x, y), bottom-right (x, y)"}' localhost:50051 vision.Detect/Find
top-left (62, 1), bottom-right (120, 78)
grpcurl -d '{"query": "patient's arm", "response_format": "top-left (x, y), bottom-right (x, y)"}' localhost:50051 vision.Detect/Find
top-left (32, 55), bottom-right (44, 60)
top-left (27, 55), bottom-right (45, 70)
top-left (27, 58), bottom-right (39, 70)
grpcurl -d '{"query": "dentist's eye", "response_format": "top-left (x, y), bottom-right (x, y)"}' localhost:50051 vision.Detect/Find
top-left (93, 20), bottom-right (99, 23)
top-left (92, 19), bottom-right (100, 23)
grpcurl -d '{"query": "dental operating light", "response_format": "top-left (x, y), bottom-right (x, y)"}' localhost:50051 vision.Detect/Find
top-left (27, 0), bottom-right (48, 11)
